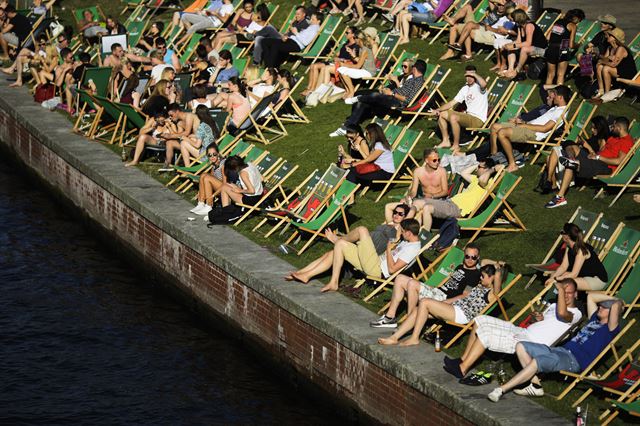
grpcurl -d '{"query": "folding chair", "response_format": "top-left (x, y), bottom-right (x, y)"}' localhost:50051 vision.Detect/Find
top-left (267, 76), bottom-right (310, 125)
top-left (458, 172), bottom-right (525, 243)
top-left (524, 207), bottom-right (602, 289)
top-left (287, 180), bottom-right (361, 255)
top-left (177, 33), bottom-right (203, 64)
top-left (394, 64), bottom-right (449, 128)
top-left (443, 272), bottom-right (522, 349)
top-left (112, 101), bottom-right (150, 147)
top-left (627, 31), bottom-right (640, 58)
top-left (481, 79), bottom-right (514, 129)
top-left (372, 128), bottom-right (423, 202)
top-left (90, 95), bottom-right (128, 145)
top-left (614, 257), bottom-right (640, 319)
top-left (536, 10), bottom-right (560, 36)
top-left (233, 92), bottom-right (287, 145)
top-left (290, 15), bottom-right (343, 69)
top-left (598, 226), bottom-right (640, 293)
top-left (125, 19), bottom-right (148, 48)
top-left (573, 19), bottom-right (596, 46)
top-left (594, 140), bottom-right (640, 206)
top-left (599, 364), bottom-right (640, 425)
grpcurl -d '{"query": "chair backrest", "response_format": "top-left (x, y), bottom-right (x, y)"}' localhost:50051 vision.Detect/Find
top-left (617, 262), bottom-right (640, 305)
top-left (266, 160), bottom-right (294, 188)
top-left (229, 140), bottom-right (251, 156)
top-left (392, 128), bottom-right (419, 168)
top-left (82, 67), bottom-right (112, 98)
top-left (93, 95), bottom-right (122, 122)
top-left (179, 33), bottom-right (203, 64)
top-left (601, 227), bottom-right (640, 286)
top-left (472, 0), bottom-right (490, 21)
top-left (418, 229), bottom-right (433, 247)
top-left (254, 153), bottom-right (277, 175)
top-left (587, 219), bottom-right (619, 254)
top-left (303, 15), bottom-right (341, 57)
top-left (126, 20), bottom-right (146, 47)
top-left (297, 180), bottom-right (358, 230)
top-left (496, 171), bottom-right (519, 200)
top-left (536, 10), bottom-right (559, 34)
top-left (629, 122), bottom-right (640, 141)
top-left (243, 146), bottom-right (264, 163)
top-left (424, 247), bottom-right (464, 288)
top-left (314, 164), bottom-right (348, 199)
top-left (627, 32), bottom-right (640, 58)
top-left (114, 102), bottom-right (147, 130)
top-left (573, 19), bottom-right (595, 44)
top-left (499, 82), bottom-right (536, 122)
top-left (486, 79), bottom-right (511, 111)
top-left (278, 5), bottom-right (297, 33)
top-left (577, 20), bottom-right (600, 45)
top-left (300, 170), bottom-right (323, 199)
top-left (375, 33), bottom-right (399, 72)
top-left (426, 64), bottom-right (445, 91)
top-left (384, 123), bottom-right (404, 147)
top-left (572, 208), bottom-right (600, 234)
top-left (564, 101), bottom-right (597, 142)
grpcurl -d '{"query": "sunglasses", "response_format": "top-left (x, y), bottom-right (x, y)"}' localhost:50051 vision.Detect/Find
top-left (402, 65), bottom-right (409, 69)
top-left (207, 153), bottom-right (218, 158)
top-left (393, 210), bottom-right (406, 216)
top-left (464, 254), bottom-right (479, 260)
top-left (429, 158), bottom-right (440, 163)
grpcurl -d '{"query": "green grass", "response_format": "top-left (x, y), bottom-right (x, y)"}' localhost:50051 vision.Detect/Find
top-left (50, 0), bottom-right (640, 423)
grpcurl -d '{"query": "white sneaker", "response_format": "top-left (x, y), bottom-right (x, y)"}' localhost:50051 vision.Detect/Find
top-left (389, 29), bottom-right (401, 36)
top-left (195, 204), bottom-right (212, 216)
top-left (330, 127), bottom-right (347, 137)
top-left (190, 202), bottom-right (205, 213)
top-left (344, 96), bottom-right (359, 105)
top-left (513, 383), bottom-right (544, 397)
top-left (487, 387), bottom-right (503, 402)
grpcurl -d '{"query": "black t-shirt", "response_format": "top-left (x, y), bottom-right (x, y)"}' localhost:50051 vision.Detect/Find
top-left (588, 31), bottom-right (609, 56)
top-left (288, 18), bottom-right (309, 36)
top-left (338, 42), bottom-right (359, 61)
top-left (567, 244), bottom-right (608, 283)
top-left (142, 95), bottom-right (169, 117)
top-left (10, 13), bottom-right (32, 42)
top-left (440, 265), bottom-right (481, 298)
top-left (72, 63), bottom-right (95, 82)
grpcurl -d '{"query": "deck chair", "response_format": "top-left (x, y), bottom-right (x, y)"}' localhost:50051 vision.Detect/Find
top-left (290, 15), bottom-right (343, 69)
top-left (458, 172), bottom-right (525, 243)
top-left (560, 99), bottom-right (597, 143)
top-left (442, 272), bottom-right (522, 349)
top-left (178, 33), bottom-right (203, 64)
top-left (287, 180), bottom-right (361, 255)
top-left (585, 218), bottom-right (623, 257)
top-left (598, 227), bottom-right (640, 292)
top-left (233, 91), bottom-right (286, 145)
top-left (112, 101), bottom-right (150, 147)
top-left (615, 257), bottom-right (640, 319)
top-left (277, 5), bottom-right (298, 34)
top-left (360, 230), bottom-right (439, 303)
top-left (481, 79), bottom-right (514, 129)
top-left (234, 160), bottom-right (299, 225)
top-left (594, 139), bottom-right (640, 206)
top-left (371, 128), bottom-right (423, 202)
top-left (90, 95), bottom-right (128, 145)
top-left (556, 318), bottom-right (638, 400)
top-left (524, 207), bottom-right (602, 289)
top-left (536, 10), bottom-right (560, 36)
top-left (425, 0), bottom-right (477, 45)
top-left (366, 50), bottom-right (418, 89)
top-left (628, 31), bottom-right (640, 58)
top-left (573, 19), bottom-right (596, 46)
top-left (599, 361), bottom-right (640, 425)
top-left (391, 64), bottom-right (446, 128)
top-left (263, 164), bottom-right (348, 239)
top-left (126, 19), bottom-right (147, 48)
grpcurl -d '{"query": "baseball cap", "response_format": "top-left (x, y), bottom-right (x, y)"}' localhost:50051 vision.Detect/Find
top-left (598, 299), bottom-right (618, 309)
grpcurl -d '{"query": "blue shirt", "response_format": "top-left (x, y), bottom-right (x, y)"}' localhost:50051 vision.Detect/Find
top-left (216, 66), bottom-right (239, 83)
top-left (563, 313), bottom-right (619, 371)
top-left (164, 49), bottom-right (175, 65)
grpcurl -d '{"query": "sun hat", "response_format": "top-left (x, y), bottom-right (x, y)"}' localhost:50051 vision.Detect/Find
top-left (597, 14), bottom-right (617, 25)
top-left (607, 27), bottom-right (626, 44)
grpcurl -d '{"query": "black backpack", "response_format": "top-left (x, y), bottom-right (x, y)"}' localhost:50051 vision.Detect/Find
top-left (207, 205), bottom-right (243, 225)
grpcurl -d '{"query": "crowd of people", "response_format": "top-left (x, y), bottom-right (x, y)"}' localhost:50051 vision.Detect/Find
top-left (1, 0), bottom-right (638, 415)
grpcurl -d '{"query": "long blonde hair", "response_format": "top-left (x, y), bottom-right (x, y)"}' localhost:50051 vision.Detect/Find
top-left (151, 79), bottom-right (170, 98)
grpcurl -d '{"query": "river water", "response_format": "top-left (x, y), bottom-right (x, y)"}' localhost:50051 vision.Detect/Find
top-left (0, 159), bottom-right (340, 425)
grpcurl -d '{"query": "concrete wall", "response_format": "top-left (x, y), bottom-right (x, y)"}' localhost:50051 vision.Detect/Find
top-left (0, 87), bottom-right (569, 426)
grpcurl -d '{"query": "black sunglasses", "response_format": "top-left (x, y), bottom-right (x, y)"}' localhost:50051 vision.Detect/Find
top-left (393, 210), bottom-right (406, 216)
top-left (465, 254), bottom-right (479, 260)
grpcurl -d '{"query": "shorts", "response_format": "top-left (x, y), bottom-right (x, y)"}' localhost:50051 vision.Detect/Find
top-left (419, 285), bottom-right (447, 301)
top-left (582, 276), bottom-right (607, 291)
top-left (453, 305), bottom-right (470, 324)
top-left (575, 149), bottom-right (612, 179)
top-left (500, 122), bottom-right (537, 143)
top-left (418, 198), bottom-right (461, 219)
top-left (473, 27), bottom-right (497, 45)
top-left (475, 315), bottom-right (527, 354)
top-left (2, 32), bottom-right (18, 46)
top-left (342, 234), bottom-right (382, 278)
top-left (451, 111), bottom-right (484, 129)
top-left (545, 45), bottom-right (571, 64)
top-left (242, 194), bottom-right (262, 205)
top-left (337, 66), bottom-right (373, 79)
top-left (410, 11), bottom-right (436, 24)
top-left (531, 46), bottom-right (547, 57)
top-left (84, 26), bottom-right (109, 38)
top-left (520, 342), bottom-right (580, 373)
top-left (493, 36), bottom-right (511, 49)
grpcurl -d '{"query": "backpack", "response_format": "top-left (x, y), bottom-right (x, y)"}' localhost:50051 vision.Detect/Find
top-left (526, 58), bottom-right (547, 80)
top-left (34, 83), bottom-right (55, 103)
top-left (435, 217), bottom-right (460, 250)
top-left (207, 204), bottom-right (243, 225)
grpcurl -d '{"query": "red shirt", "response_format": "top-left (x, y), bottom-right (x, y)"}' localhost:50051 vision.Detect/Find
top-left (599, 134), bottom-right (634, 170)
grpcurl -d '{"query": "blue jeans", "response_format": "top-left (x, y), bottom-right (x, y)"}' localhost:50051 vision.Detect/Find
top-left (520, 342), bottom-right (580, 373)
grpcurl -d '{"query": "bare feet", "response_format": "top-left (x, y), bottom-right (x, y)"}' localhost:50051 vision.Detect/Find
top-left (398, 337), bottom-right (420, 346)
top-left (124, 161), bottom-right (138, 167)
top-left (301, 89), bottom-right (311, 97)
top-left (9, 81), bottom-right (22, 87)
top-left (378, 336), bottom-right (399, 345)
top-left (284, 272), bottom-right (295, 281)
top-left (489, 65), bottom-right (502, 72)
top-left (1, 67), bottom-right (14, 74)
top-left (439, 51), bottom-right (456, 61)
top-left (324, 228), bottom-right (338, 244)
top-left (506, 164), bottom-right (519, 173)
top-left (436, 141), bottom-right (452, 149)
top-left (398, 37), bottom-right (409, 45)
top-left (290, 272), bottom-right (310, 284)
top-left (320, 283), bottom-right (338, 292)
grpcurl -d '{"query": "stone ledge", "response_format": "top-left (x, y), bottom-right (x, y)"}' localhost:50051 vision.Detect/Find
top-left (0, 82), bottom-right (568, 426)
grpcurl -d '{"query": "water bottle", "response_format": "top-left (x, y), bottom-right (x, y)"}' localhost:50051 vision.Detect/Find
top-left (434, 331), bottom-right (441, 352)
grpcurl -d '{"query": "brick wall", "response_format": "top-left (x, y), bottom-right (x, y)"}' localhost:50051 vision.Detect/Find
top-left (0, 109), bottom-right (472, 426)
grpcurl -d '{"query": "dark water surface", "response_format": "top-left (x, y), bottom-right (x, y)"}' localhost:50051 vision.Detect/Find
top-left (0, 159), bottom-right (339, 425)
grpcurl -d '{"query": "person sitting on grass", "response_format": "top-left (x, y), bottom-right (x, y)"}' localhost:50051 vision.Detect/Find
top-left (429, 65), bottom-right (488, 152)
top-left (286, 218), bottom-right (422, 293)
top-left (443, 279), bottom-right (582, 387)
top-left (544, 116), bottom-right (634, 209)
top-left (487, 293), bottom-right (622, 402)
top-left (384, 148), bottom-right (449, 223)
top-left (378, 263), bottom-right (503, 346)
top-left (370, 243), bottom-right (487, 328)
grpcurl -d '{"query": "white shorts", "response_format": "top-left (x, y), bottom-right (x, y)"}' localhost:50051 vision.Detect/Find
top-left (453, 305), bottom-right (470, 324)
top-left (493, 36), bottom-right (511, 50)
top-left (337, 66), bottom-right (373, 80)
top-left (475, 315), bottom-right (527, 353)
top-left (419, 285), bottom-right (447, 301)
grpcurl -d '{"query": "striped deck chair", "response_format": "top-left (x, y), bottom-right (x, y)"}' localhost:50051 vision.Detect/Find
top-left (372, 128), bottom-right (423, 202)
top-left (287, 180), bottom-right (361, 255)
top-left (360, 230), bottom-right (439, 303)
top-left (524, 207), bottom-right (602, 289)
top-left (458, 172), bottom-right (525, 243)
top-left (291, 15), bottom-right (343, 69)
top-left (594, 139), bottom-right (640, 206)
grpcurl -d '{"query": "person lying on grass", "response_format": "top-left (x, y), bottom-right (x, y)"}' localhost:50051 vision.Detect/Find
top-left (285, 218), bottom-right (421, 293)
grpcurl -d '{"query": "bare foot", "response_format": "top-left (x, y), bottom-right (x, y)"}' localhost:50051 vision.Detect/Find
top-left (320, 283), bottom-right (338, 292)
top-left (9, 81), bottom-right (22, 87)
top-left (439, 51), bottom-right (456, 61)
top-left (398, 337), bottom-right (420, 346)
top-left (489, 65), bottom-right (501, 71)
top-left (290, 272), bottom-right (310, 284)
top-left (1, 67), bottom-right (14, 74)
top-left (378, 337), bottom-right (399, 345)
top-left (301, 89), bottom-right (311, 97)
top-left (436, 141), bottom-right (452, 149)
top-left (124, 161), bottom-right (138, 167)
top-left (324, 228), bottom-right (338, 244)
top-left (506, 164), bottom-right (519, 173)
top-left (398, 38), bottom-right (410, 45)
top-left (284, 272), bottom-right (295, 281)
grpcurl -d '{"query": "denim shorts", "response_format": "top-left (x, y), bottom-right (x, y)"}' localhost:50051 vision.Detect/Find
top-left (520, 342), bottom-right (580, 373)
top-left (410, 11), bottom-right (436, 24)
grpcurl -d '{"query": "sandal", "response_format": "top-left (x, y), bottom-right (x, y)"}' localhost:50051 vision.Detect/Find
top-left (459, 371), bottom-right (494, 386)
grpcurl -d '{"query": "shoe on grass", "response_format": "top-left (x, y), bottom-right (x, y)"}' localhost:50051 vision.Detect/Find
top-left (545, 195), bottom-right (567, 209)
top-left (513, 383), bottom-right (544, 397)
top-left (330, 127), bottom-right (347, 137)
top-left (370, 315), bottom-right (397, 328)
top-left (487, 387), bottom-right (503, 402)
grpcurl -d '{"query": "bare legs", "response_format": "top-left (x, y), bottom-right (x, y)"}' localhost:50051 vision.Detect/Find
top-left (378, 298), bottom-right (456, 346)
top-left (436, 110), bottom-right (463, 151)
top-left (125, 134), bottom-right (159, 166)
top-left (198, 173), bottom-right (223, 205)
top-left (385, 274), bottom-right (423, 319)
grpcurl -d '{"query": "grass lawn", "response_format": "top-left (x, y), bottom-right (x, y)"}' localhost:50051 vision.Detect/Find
top-left (48, 0), bottom-right (640, 423)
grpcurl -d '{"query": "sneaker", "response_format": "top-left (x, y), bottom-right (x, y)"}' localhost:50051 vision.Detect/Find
top-left (389, 28), bottom-right (400, 36)
top-left (544, 195), bottom-right (567, 209)
top-left (460, 371), bottom-right (493, 386)
top-left (191, 202), bottom-right (205, 213)
top-left (513, 383), bottom-right (544, 397)
top-left (447, 43), bottom-right (463, 52)
top-left (369, 315), bottom-right (397, 328)
top-left (382, 12), bottom-right (394, 22)
top-left (443, 357), bottom-right (464, 379)
top-left (487, 387), bottom-right (503, 402)
top-left (559, 156), bottom-right (579, 171)
top-left (344, 96), bottom-right (359, 105)
top-left (330, 127), bottom-right (347, 137)
top-left (195, 204), bottom-right (212, 216)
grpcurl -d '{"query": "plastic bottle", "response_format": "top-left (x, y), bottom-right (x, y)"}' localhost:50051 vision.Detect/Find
top-left (575, 406), bottom-right (585, 426)
top-left (434, 331), bottom-right (441, 352)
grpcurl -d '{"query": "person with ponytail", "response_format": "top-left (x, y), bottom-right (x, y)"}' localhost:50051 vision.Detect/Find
top-left (545, 223), bottom-right (608, 291)
top-left (222, 77), bottom-right (251, 135)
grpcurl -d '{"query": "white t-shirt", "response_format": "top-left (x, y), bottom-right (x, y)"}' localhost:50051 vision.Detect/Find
top-left (379, 240), bottom-right (421, 278)
top-left (151, 64), bottom-right (174, 84)
top-left (519, 303), bottom-right (583, 345)
top-left (240, 162), bottom-right (263, 196)
top-left (245, 21), bottom-right (264, 34)
top-left (373, 142), bottom-right (395, 173)
top-left (529, 105), bottom-right (566, 140)
top-left (454, 83), bottom-right (488, 122)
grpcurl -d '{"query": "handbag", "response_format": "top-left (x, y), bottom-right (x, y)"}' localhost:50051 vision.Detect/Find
top-left (355, 162), bottom-right (381, 175)
top-left (34, 83), bottom-right (55, 103)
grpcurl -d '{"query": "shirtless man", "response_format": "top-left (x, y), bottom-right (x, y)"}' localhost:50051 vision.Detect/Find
top-left (102, 42), bottom-right (152, 69)
top-left (164, 103), bottom-right (201, 167)
top-left (385, 148), bottom-right (448, 223)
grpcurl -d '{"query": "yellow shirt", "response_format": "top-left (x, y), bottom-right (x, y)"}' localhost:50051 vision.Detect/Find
top-left (450, 175), bottom-right (491, 216)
